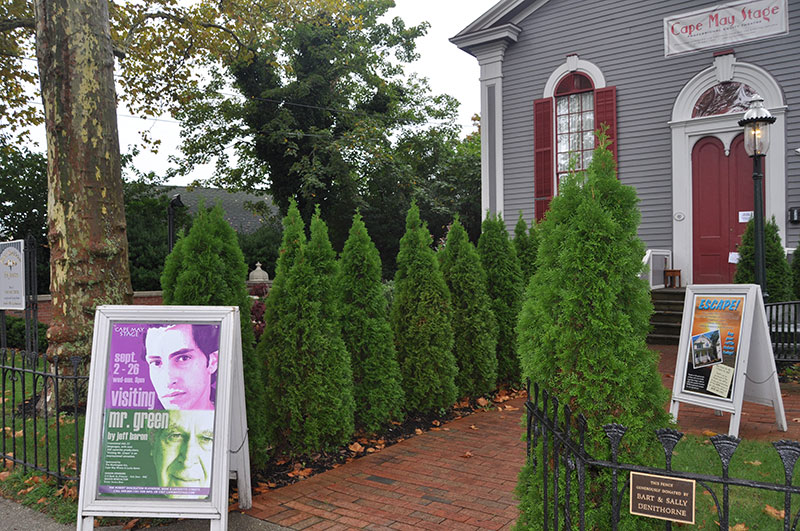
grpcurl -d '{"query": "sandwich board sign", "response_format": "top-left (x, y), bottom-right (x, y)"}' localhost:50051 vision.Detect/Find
top-left (77, 306), bottom-right (251, 530)
top-left (670, 284), bottom-right (787, 437)
top-left (0, 239), bottom-right (25, 311)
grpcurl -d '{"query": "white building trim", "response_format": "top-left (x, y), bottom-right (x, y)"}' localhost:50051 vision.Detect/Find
top-left (542, 55), bottom-right (606, 98)
top-left (669, 54), bottom-right (787, 284)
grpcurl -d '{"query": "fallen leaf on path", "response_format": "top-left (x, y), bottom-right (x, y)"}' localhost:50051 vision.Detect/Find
top-left (461, 451), bottom-right (473, 458)
top-left (122, 519), bottom-right (139, 530)
top-left (287, 468), bottom-right (313, 478)
top-left (702, 429), bottom-right (717, 437)
top-left (432, 420), bottom-right (440, 427)
top-left (503, 405), bottom-right (519, 411)
top-left (414, 428), bottom-right (423, 435)
top-left (730, 524), bottom-right (748, 531)
top-left (764, 504), bottom-right (784, 519)
top-left (348, 442), bottom-right (364, 453)
top-left (744, 460), bottom-right (762, 466)
top-left (476, 397), bottom-right (489, 407)
top-left (470, 425), bottom-right (478, 430)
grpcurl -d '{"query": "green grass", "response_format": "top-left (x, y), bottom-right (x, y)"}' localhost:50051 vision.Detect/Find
top-left (667, 434), bottom-right (797, 529)
top-left (0, 466), bottom-right (78, 524)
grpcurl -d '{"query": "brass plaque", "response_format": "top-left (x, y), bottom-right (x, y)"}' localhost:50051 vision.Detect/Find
top-left (630, 471), bottom-right (695, 525)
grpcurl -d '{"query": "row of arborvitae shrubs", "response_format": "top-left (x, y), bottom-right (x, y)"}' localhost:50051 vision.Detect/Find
top-left (160, 198), bottom-right (535, 465)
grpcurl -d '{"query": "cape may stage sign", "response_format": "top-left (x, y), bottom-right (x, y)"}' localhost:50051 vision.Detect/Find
top-left (665, 0), bottom-right (788, 57)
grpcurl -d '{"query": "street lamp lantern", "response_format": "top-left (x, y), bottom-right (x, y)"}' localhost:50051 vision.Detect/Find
top-left (738, 95), bottom-right (775, 300)
top-left (739, 95), bottom-right (775, 156)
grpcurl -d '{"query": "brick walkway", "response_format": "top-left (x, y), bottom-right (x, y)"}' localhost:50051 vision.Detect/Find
top-left (247, 399), bottom-right (526, 530)
top-left (246, 345), bottom-right (800, 530)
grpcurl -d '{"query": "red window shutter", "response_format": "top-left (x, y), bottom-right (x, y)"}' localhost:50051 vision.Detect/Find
top-left (595, 86), bottom-right (617, 164)
top-left (533, 97), bottom-right (554, 221)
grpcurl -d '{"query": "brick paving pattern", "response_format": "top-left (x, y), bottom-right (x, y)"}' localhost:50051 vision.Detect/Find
top-left (247, 345), bottom-right (800, 529)
top-left (247, 399), bottom-right (526, 530)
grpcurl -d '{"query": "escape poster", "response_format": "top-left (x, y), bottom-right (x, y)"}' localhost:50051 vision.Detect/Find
top-left (682, 296), bottom-right (744, 401)
top-left (98, 323), bottom-right (220, 498)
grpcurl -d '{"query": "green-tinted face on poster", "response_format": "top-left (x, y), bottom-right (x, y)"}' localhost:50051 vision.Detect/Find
top-left (98, 323), bottom-right (220, 498)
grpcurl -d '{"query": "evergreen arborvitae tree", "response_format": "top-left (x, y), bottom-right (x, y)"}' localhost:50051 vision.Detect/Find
top-left (734, 216), bottom-right (792, 301)
top-left (392, 203), bottom-right (457, 414)
top-left (160, 205), bottom-right (269, 466)
top-left (258, 200), bottom-right (307, 447)
top-left (478, 213), bottom-right (523, 385)
top-left (792, 239), bottom-right (800, 300)
top-left (514, 212), bottom-right (538, 283)
top-left (438, 219), bottom-right (498, 398)
top-left (338, 213), bottom-right (405, 433)
top-left (267, 210), bottom-right (355, 454)
top-left (515, 137), bottom-right (671, 530)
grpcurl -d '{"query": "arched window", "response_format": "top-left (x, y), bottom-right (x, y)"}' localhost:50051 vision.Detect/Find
top-left (555, 72), bottom-right (595, 179)
top-left (692, 82), bottom-right (756, 118)
top-left (532, 56), bottom-right (616, 221)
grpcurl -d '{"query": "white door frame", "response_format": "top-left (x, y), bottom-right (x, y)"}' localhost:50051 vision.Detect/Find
top-left (670, 54), bottom-right (786, 285)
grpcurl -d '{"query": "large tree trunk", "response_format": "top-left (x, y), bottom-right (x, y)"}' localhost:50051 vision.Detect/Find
top-left (33, 0), bottom-right (132, 372)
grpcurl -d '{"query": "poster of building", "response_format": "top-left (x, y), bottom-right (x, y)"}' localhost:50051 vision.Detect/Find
top-left (682, 296), bottom-right (744, 400)
top-left (98, 322), bottom-right (220, 499)
top-left (0, 240), bottom-right (25, 311)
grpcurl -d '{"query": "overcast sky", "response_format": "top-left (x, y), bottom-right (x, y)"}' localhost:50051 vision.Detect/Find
top-left (30, 1), bottom-right (495, 185)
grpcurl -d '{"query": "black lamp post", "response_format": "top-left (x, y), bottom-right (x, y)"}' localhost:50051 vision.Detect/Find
top-left (167, 193), bottom-right (184, 252)
top-left (738, 95), bottom-right (775, 300)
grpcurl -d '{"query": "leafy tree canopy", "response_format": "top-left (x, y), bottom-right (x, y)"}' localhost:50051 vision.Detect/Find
top-left (0, 0), bottom-right (350, 143)
top-left (170, 0), bottom-right (460, 250)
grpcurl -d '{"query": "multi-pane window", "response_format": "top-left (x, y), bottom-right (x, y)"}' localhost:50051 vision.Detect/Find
top-left (555, 73), bottom-right (594, 181)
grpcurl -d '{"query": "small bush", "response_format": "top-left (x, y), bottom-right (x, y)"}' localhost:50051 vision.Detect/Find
top-left (734, 216), bottom-right (792, 301)
top-left (392, 203), bottom-right (457, 414)
top-left (259, 200), bottom-right (307, 450)
top-left (161, 205), bottom-right (269, 466)
top-left (516, 136), bottom-right (671, 530)
top-left (338, 213), bottom-right (404, 433)
top-left (514, 212), bottom-right (538, 283)
top-left (438, 219), bottom-right (498, 398)
top-left (267, 211), bottom-right (355, 453)
top-left (478, 213), bottom-right (523, 386)
top-left (2, 315), bottom-right (48, 351)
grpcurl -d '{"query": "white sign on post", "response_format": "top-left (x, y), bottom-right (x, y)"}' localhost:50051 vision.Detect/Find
top-left (670, 285), bottom-right (786, 437)
top-left (0, 239), bottom-right (25, 311)
top-left (77, 306), bottom-right (251, 531)
top-left (664, 0), bottom-right (789, 57)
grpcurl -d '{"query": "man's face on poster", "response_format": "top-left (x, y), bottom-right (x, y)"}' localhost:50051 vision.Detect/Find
top-left (152, 410), bottom-right (214, 492)
top-left (145, 325), bottom-right (218, 410)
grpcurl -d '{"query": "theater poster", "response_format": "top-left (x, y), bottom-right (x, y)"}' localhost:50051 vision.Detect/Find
top-left (98, 322), bottom-right (221, 499)
top-left (670, 285), bottom-right (786, 438)
top-left (681, 295), bottom-right (744, 401)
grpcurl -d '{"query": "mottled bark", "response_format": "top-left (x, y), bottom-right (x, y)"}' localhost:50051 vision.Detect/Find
top-left (34, 0), bottom-right (132, 362)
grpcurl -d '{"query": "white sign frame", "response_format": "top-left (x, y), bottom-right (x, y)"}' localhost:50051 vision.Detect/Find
top-left (670, 285), bottom-right (786, 437)
top-left (0, 239), bottom-right (25, 311)
top-left (664, 0), bottom-right (789, 57)
top-left (77, 306), bottom-right (251, 530)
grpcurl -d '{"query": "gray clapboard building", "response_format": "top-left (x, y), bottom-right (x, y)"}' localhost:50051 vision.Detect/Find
top-left (452, 0), bottom-right (799, 285)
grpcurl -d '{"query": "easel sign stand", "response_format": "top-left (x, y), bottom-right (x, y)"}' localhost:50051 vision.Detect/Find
top-left (77, 306), bottom-right (251, 531)
top-left (670, 285), bottom-right (787, 437)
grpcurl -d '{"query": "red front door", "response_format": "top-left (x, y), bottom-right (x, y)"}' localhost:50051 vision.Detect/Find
top-left (692, 134), bottom-right (760, 284)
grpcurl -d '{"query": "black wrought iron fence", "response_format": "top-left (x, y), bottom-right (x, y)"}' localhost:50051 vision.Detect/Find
top-left (526, 381), bottom-right (800, 530)
top-left (0, 235), bottom-right (87, 484)
top-left (766, 301), bottom-right (800, 362)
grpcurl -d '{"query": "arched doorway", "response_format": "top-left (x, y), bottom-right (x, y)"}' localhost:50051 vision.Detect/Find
top-left (691, 134), bottom-right (761, 283)
top-left (670, 54), bottom-right (786, 284)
